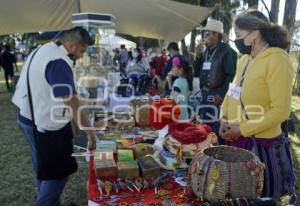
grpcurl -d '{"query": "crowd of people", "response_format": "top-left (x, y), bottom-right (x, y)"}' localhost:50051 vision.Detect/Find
top-left (5, 9), bottom-right (297, 206)
top-left (108, 10), bottom-right (297, 204)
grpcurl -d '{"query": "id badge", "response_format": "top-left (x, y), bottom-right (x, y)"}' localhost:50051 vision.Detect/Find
top-left (202, 62), bottom-right (212, 70)
top-left (228, 83), bottom-right (241, 100)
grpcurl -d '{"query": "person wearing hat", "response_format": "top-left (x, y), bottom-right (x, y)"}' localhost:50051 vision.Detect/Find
top-left (197, 19), bottom-right (237, 143)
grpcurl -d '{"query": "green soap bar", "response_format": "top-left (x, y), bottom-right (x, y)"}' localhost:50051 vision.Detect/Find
top-left (118, 149), bottom-right (134, 161)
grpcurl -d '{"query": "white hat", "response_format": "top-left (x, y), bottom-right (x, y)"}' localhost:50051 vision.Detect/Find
top-left (202, 19), bottom-right (224, 34)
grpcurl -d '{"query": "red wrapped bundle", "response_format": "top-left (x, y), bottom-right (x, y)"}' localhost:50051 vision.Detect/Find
top-left (169, 122), bottom-right (211, 144)
top-left (149, 98), bottom-right (181, 130)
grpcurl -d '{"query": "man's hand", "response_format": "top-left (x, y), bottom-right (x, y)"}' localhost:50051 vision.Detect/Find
top-left (214, 95), bottom-right (223, 106)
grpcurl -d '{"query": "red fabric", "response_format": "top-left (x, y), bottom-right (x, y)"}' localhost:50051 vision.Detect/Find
top-left (169, 123), bottom-right (211, 144)
top-left (149, 98), bottom-right (180, 130)
top-left (87, 158), bottom-right (191, 205)
top-left (88, 155), bottom-right (100, 200)
top-left (149, 83), bottom-right (157, 96)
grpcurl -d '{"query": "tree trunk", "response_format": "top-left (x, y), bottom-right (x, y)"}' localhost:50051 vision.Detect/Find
top-left (180, 39), bottom-right (189, 60)
top-left (283, 0), bottom-right (297, 36)
top-left (189, 29), bottom-right (197, 54)
top-left (270, 0), bottom-right (280, 23)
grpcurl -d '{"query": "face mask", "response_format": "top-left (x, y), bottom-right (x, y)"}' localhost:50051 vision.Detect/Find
top-left (234, 38), bottom-right (252, 54)
top-left (234, 32), bottom-right (252, 54)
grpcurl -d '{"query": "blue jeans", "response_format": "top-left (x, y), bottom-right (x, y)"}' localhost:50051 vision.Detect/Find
top-left (17, 119), bottom-right (38, 176)
top-left (198, 90), bottom-right (223, 144)
top-left (17, 119), bottom-right (69, 206)
top-left (35, 177), bottom-right (68, 206)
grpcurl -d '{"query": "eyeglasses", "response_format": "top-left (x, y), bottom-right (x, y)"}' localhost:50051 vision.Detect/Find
top-left (203, 31), bottom-right (213, 38)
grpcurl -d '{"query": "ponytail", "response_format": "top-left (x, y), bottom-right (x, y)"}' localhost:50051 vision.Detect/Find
top-left (260, 25), bottom-right (291, 50)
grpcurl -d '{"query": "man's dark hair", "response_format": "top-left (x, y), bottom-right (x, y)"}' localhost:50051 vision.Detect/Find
top-left (120, 45), bottom-right (126, 49)
top-left (167, 42), bottom-right (179, 51)
top-left (5, 44), bottom-right (11, 51)
top-left (60, 26), bottom-right (94, 46)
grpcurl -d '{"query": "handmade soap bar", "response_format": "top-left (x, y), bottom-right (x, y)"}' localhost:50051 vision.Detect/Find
top-left (118, 149), bottom-right (134, 162)
top-left (117, 161), bottom-right (139, 178)
top-left (137, 156), bottom-right (160, 178)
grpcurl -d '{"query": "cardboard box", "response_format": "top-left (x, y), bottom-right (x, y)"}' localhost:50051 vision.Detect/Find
top-left (117, 161), bottom-right (139, 178)
top-left (137, 156), bottom-right (160, 178)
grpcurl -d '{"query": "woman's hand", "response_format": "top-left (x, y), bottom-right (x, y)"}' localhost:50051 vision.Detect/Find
top-left (219, 118), bottom-right (228, 137)
top-left (223, 124), bottom-right (241, 141)
top-left (219, 118), bottom-right (233, 142)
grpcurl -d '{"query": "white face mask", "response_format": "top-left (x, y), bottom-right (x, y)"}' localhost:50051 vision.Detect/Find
top-left (132, 52), bottom-right (138, 58)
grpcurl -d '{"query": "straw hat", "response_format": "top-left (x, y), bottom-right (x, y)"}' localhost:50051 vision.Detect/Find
top-left (202, 19), bottom-right (224, 34)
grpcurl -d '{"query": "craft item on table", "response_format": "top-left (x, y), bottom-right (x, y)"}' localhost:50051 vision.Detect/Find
top-left (139, 130), bottom-right (159, 140)
top-left (143, 178), bottom-right (150, 189)
top-left (164, 122), bottom-right (217, 159)
top-left (135, 143), bottom-right (154, 158)
top-left (189, 146), bottom-right (265, 203)
top-left (117, 161), bottom-right (140, 178)
top-left (97, 179), bottom-right (104, 195)
top-left (104, 181), bottom-right (112, 195)
top-left (116, 178), bottom-right (129, 191)
top-left (96, 140), bottom-right (117, 152)
top-left (134, 177), bottom-right (143, 192)
top-left (118, 149), bottom-right (134, 161)
top-left (125, 177), bottom-right (140, 192)
top-left (137, 156), bottom-right (160, 178)
top-left (113, 112), bottom-right (135, 130)
top-left (130, 96), bottom-right (153, 126)
top-left (71, 152), bottom-right (93, 157)
top-left (117, 139), bottom-right (135, 149)
top-left (113, 180), bottom-right (120, 193)
top-left (149, 98), bottom-right (181, 130)
top-left (94, 152), bottom-right (117, 178)
top-left (150, 150), bottom-right (188, 171)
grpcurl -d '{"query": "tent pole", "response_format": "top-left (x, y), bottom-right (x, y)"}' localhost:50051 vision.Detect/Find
top-left (76, 0), bottom-right (81, 13)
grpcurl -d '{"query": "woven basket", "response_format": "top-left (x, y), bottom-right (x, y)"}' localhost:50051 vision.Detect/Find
top-left (130, 97), bottom-right (152, 126)
top-left (189, 146), bottom-right (265, 202)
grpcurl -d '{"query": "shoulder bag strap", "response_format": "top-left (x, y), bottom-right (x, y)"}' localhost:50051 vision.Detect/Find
top-left (26, 47), bottom-right (41, 125)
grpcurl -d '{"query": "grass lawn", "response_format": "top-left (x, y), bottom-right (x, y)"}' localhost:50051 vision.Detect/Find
top-left (0, 71), bottom-right (89, 206)
top-left (0, 69), bottom-right (300, 206)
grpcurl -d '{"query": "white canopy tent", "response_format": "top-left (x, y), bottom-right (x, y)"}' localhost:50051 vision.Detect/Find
top-left (0, 0), bottom-right (213, 41)
top-left (100, 35), bottom-right (136, 49)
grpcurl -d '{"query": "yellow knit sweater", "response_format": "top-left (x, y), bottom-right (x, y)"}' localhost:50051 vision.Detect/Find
top-left (221, 47), bottom-right (295, 138)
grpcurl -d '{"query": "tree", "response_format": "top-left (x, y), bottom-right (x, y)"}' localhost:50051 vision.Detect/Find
top-left (283, 0), bottom-right (298, 36)
top-left (270, 0), bottom-right (280, 23)
top-left (243, 0), bottom-right (259, 8)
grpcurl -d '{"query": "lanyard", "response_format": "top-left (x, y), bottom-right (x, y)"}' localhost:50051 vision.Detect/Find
top-left (235, 45), bottom-right (270, 87)
top-left (205, 48), bottom-right (217, 62)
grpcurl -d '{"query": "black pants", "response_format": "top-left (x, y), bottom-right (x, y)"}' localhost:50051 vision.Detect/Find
top-left (4, 68), bottom-right (14, 91)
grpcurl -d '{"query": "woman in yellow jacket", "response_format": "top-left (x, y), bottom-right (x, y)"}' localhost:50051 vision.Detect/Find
top-left (220, 10), bottom-right (296, 202)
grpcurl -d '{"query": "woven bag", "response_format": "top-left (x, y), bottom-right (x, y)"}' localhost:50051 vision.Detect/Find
top-left (130, 97), bottom-right (152, 126)
top-left (189, 146), bottom-right (265, 202)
